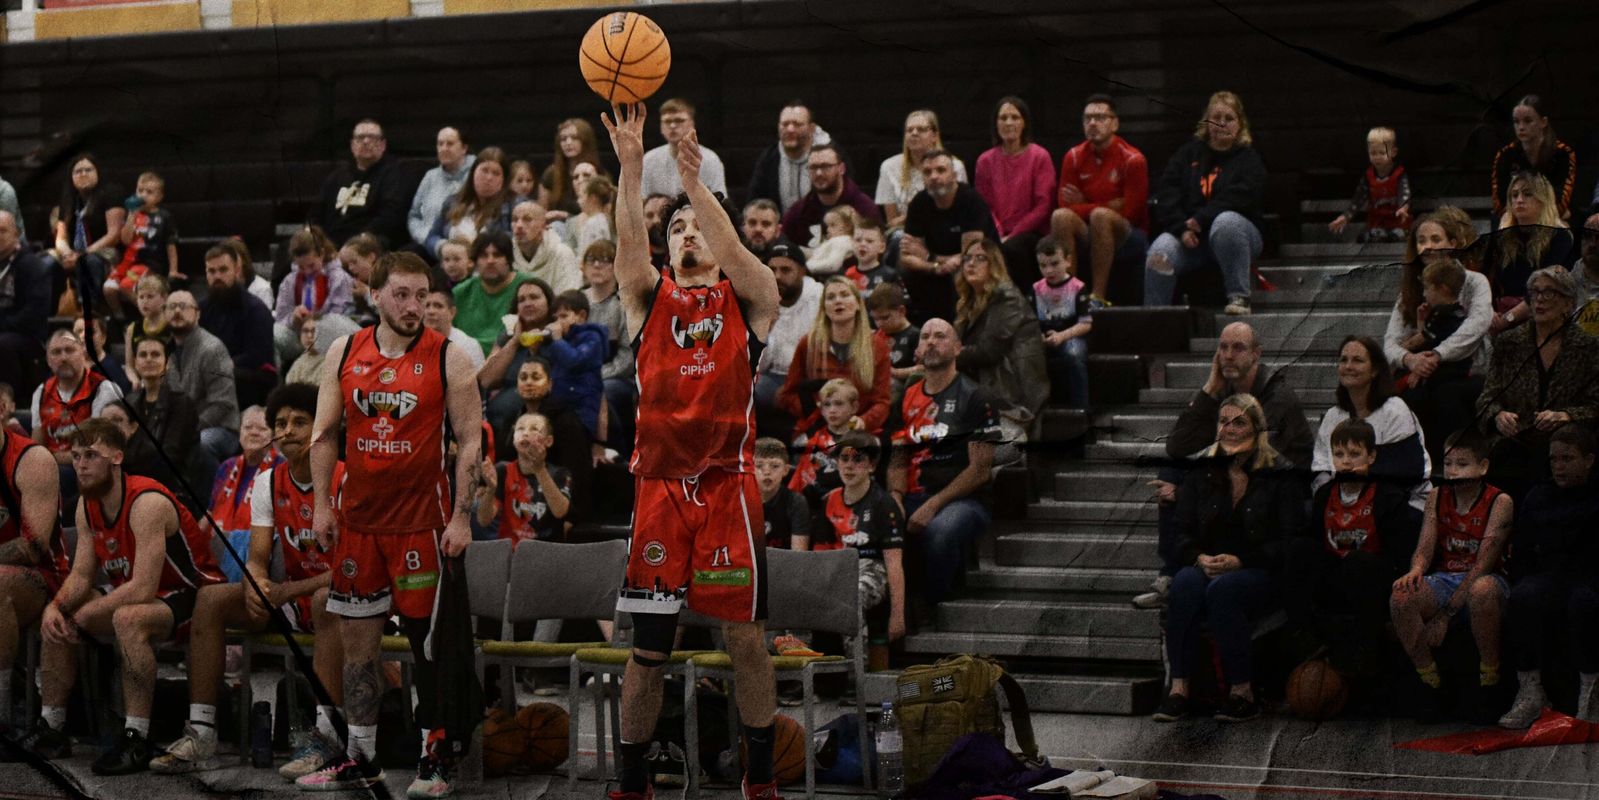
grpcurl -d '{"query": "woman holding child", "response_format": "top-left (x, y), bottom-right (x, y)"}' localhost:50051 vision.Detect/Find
top-left (1153, 394), bottom-right (1304, 723)
top-left (1313, 336), bottom-right (1431, 510)
top-left (777, 276), bottom-right (891, 433)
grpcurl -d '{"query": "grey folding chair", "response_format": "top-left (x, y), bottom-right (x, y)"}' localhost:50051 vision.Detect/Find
top-left (684, 547), bottom-right (869, 799)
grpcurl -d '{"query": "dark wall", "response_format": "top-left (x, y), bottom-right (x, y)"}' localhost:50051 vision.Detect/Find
top-left (3, 0), bottom-right (1596, 242)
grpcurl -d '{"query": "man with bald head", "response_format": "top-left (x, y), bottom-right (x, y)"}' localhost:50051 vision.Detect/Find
top-left (1572, 213), bottom-right (1599, 335)
top-left (0, 210), bottom-right (51, 397)
top-left (509, 199), bottom-right (580, 295)
top-left (1136, 320), bottom-right (1314, 608)
top-left (889, 318), bottom-right (1003, 611)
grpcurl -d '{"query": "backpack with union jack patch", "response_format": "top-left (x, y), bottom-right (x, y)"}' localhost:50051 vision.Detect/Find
top-left (892, 654), bottom-right (1041, 788)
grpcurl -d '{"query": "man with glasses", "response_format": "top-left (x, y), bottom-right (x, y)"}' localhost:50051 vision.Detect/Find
top-left (162, 288), bottom-right (241, 498)
top-left (310, 119), bottom-right (414, 248)
top-left (1049, 95), bottom-right (1150, 308)
top-left (1572, 213), bottom-right (1599, 335)
top-left (779, 143), bottom-right (882, 251)
top-left (640, 98), bottom-right (727, 198)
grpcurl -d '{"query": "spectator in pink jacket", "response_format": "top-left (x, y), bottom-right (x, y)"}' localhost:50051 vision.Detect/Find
top-left (975, 96), bottom-right (1055, 291)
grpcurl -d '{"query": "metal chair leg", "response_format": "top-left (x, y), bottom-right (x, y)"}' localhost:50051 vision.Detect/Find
top-left (802, 669), bottom-right (817, 800)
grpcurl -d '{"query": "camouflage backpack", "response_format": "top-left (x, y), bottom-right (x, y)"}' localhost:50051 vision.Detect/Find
top-left (893, 654), bottom-right (1041, 787)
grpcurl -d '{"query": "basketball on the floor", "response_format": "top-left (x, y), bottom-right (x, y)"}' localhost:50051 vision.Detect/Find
top-left (482, 708), bottom-right (529, 776)
top-left (1287, 658), bottom-right (1349, 721)
top-left (740, 714), bottom-right (807, 785)
top-left (579, 11), bottom-right (672, 104)
top-left (517, 701), bottom-right (571, 770)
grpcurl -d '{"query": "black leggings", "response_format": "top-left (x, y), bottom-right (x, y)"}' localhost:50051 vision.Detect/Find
top-left (1508, 573), bottom-right (1599, 674)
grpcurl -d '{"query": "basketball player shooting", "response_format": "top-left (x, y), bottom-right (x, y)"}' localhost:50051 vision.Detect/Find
top-left (601, 103), bottom-right (782, 800)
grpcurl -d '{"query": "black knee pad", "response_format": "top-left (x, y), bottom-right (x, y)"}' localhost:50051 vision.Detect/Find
top-left (630, 610), bottom-right (679, 659)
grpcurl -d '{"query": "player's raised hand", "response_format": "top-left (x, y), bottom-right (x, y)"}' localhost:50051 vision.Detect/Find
top-left (675, 129), bottom-right (704, 186)
top-left (602, 103), bottom-right (647, 167)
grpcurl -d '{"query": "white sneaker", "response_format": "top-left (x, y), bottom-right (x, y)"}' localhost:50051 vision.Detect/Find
top-left (1577, 680), bottom-right (1598, 723)
top-left (148, 724), bottom-right (217, 774)
top-left (407, 755), bottom-right (453, 799)
top-left (1497, 682), bottom-right (1548, 729)
top-left (1132, 576), bottom-right (1172, 609)
top-left (1224, 296), bottom-right (1252, 316)
top-left (279, 731), bottom-right (344, 780)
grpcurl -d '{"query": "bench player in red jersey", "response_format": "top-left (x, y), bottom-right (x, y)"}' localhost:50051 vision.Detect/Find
top-left (150, 384), bottom-right (348, 778)
top-left (602, 104), bottom-right (782, 800)
top-left (0, 410), bottom-right (65, 732)
top-left (29, 419), bottom-right (221, 775)
top-left (304, 252), bottom-right (481, 797)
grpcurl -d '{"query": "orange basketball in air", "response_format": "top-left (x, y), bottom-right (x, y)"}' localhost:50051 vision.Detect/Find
top-left (579, 11), bottom-right (672, 104)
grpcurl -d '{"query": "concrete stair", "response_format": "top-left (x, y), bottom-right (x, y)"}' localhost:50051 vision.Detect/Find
top-left (900, 250), bottom-right (1400, 716)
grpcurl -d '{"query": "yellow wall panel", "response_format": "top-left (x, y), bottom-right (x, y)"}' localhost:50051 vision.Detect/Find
top-left (232, 0), bottom-right (411, 28)
top-left (35, 2), bottom-right (203, 41)
top-left (444, 0), bottom-right (636, 15)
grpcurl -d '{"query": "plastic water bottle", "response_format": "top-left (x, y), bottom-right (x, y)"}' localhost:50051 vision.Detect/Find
top-left (250, 701), bottom-right (274, 768)
top-left (875, 702), bottom-right (904, 799)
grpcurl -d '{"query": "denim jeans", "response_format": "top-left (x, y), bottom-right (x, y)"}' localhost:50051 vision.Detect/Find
top-left (1044, 336), bottom-right (1089, 409)
top-left (1164, 565), bottom-right (1274, 683)
top-left (1143, 211), bottom-right (1262, 305)
top-left (905, 495), bottom-right (991, 605)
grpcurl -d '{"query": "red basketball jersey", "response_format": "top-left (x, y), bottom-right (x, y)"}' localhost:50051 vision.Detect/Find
top-left (1436, 483), bottom-right (1503, 574)
top-left (37, 372), bottom-right (106, 452)
top-left (0, 429), bottom-right (67, 581)
top-left (85, 473), bottom-right (220, 592)
top-left (1322, 482), bottom-right (1380, 557)
top-left (630, 275), bottom-right (761, 478)
top-left (271, 462), bottom-right (340, 582)
top-left (336, 326), bottom-right (452, 535)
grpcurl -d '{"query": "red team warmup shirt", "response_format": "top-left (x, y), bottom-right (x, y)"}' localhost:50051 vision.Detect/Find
top-left (336, 326), bottom-right (452, 535)
top-left (1436, 484), bottom-right (1503, 574)
top-left (1057, 136), bottom-right (1149, 229)
top-left (630, 275), bottom-right (761, 478)
top-left (1, 429), bottom-right (67, 589)
top-left (1323, 483), bottom-right (1381, 557)
top-left (37, 372), bottom-right (108, 452)
top-left (85, 474), bottom-right (220, 594)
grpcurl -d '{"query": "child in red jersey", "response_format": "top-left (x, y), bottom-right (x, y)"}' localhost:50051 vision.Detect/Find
top-left (473, 412), bottom-right (573, 543)
top-left (1329, 127), bottom-right (1412, 243)
top-left (1391, 430), bottom-right (1512, 721)
top-left (790, 379), bottom-right (862, 508)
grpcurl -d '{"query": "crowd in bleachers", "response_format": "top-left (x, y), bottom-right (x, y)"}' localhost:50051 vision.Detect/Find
top-left (2, 85), bottom-right (1599, 785)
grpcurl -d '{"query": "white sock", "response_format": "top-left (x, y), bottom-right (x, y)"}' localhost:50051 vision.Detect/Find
top-left (315, 705), bottom-right (340, 741)
top-left (125, 716), bottom-right (151, 737)
top-left (41, 705), bottom-right (66, 731)
top-left (189, 703), bottom-right (217, 729)
top-left (420, 728), bottom-right (432, 758)
top-left (348, 724), bottom-right (378, 761)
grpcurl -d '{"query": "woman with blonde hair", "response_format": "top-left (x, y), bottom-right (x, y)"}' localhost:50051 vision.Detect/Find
top-left (424, 147), bottom-right (515, 257)
top-left (1153, 392), bottom-right (1303, 724)
top-left (1486, 172), bottom-right (1574, 333)
top-left (777, 275), bottom-right (892, 433)
top-left (953, 238), bottom-right (1048, 441)
top-left (539, 118), bottom-right (601, 219)
top-left (1144, 91), bottom-right (1268, 315)
top-left (874, 109), bottom-right (968, 228)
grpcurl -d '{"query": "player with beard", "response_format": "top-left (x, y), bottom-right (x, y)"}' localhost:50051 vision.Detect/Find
top-left (602, 104), bottom-right (782, 800)
top-left (150, 384), bottom-right (348, 778)
top-left (300, 252), bottom-right (481, 797)
top-left (23, 419), bottom-right (220, 774)
top-left (0, 407), bottom-right (66, 731)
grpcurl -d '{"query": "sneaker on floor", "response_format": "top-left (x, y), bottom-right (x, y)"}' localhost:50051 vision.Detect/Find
top-left (1215, 694), bottom-right (1262, 722)
top-left (1131, 575), bottom-right (1171, 610)
top-left (1497, 683), bottom-right (1548, 729)
top-left (407, 755), bottom-right (453, 799)
top-left (92, 728), bottom-right (155, 776)
top-left (10, 719), bottom-right (72, 761)
top-left (279, 731), bottom-right (344, 780)
top-left (296, 755), bottom-right (385, 791)
top-left (1224, 296), bottom-right (1252, 316)
top-left (1150, 693), bottom-right (1190, 722)
top-left (149, 724), bottom-right (218, 774)
top-left (743, 777), bottom-right (784, 800)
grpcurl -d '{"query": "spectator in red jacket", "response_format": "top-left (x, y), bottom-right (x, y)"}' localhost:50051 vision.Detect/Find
top-left (777, 276), bottom-right (892, 434)
top-left (1049, 94), bottom-right (1149, 308)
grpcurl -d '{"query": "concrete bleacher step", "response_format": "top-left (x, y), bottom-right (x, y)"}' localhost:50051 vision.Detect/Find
top-left (965, 562), bottom-right (1155, 595)
top-left (1231, 311), bottom-right (1390, 340)
top-left (1100, 413), bottom-right (1177, 446)
top-left (993, 528), bottom-right (1161, 571)
top-left (1083, 440), bottom-right (1167, 465)
top-left (1164, 358), bottom-right (1339, 392)
top-left (1258, 262), bottom-right (1400, 289)
top-left (1027, 499), bottom-right (1158, 525)
top-left (1053, 469), bottom-right (1155, 500)
top-left (1249, 285), bottom-right (1399, 309)
top-left (860, 668), bottom-right (1161, 716)
top-left (1279, 242), bottom-right (1405, 260)
top-left (1191, 333), bottom-right (1365, 358)
top-left (902, 631), bottom-right (1162, 663)
top-left (1300, 196), bottom-right (1493, 216)
top-left (937, 597), bottom-right (1160, 639)
top-left (1136, 387), bottom-right (1194, 407)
